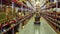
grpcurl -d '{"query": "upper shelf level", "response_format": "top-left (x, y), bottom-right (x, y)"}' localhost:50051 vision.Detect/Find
top-left (0, 0), bottom-right (33, 10)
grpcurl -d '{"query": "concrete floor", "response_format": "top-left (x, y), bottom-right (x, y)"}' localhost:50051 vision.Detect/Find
top-left (18, 16), bottom-right (57, 34)
top-left (40, 17), bottom-right (57, 34)
top-left (34, 25), bottom-right (40, 34)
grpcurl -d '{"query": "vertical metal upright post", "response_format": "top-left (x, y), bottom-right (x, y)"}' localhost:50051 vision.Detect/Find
top-left (21, 5), bottom-right (23, 16)
top-left (12, 1), bottom-right (14, 34)
top-left (25, 7), bottom-right (27, 15)
top-left (12, 27), bottom-right (14, 34)
top-left (0, 0), bottom-right (2, 34)
top-left (12, 2), bottom-right (14, 16)
top-left (1, 0), bottom-right (2, 8)
top-left (56, 0), bottom-right (58, 12)
top-left (0, 25), bottom-right (2, 34)
top-left (27, 8), bottom-right (28, 12)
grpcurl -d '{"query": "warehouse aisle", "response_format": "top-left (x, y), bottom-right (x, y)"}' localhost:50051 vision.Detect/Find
top-left (18, 16), bottom-right (35, 34)
top-left (18, 15), bottom-right (57, 34)
top-left (40, 17), bottom-right (57, 34)
top-left (34, 24), bottom-right (40, 34)
top-left (1, 0), bottom-right (60, 34)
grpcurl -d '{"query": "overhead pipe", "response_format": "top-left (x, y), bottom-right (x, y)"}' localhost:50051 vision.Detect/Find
top-left (27, 0), bottom-right (34, 8)
top-left (40, 0), bottom-right (49, 8)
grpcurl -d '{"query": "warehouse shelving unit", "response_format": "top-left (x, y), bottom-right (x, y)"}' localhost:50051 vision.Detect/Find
top-left (0, 0), bottom-right (34, 34)
top-left (40, 0), bottom-right (60, 34)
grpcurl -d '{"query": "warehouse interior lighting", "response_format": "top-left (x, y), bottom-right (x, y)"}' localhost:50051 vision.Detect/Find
top-left (36, 1), bottom-right (40, 5)
top-left (19, 12), bottom-right (21, 15)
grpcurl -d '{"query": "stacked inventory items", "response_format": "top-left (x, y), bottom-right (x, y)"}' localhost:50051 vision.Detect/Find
top-left (0, 0), bottom-right (34, 34)
top-left (40, 0), bottom-right (60, 34)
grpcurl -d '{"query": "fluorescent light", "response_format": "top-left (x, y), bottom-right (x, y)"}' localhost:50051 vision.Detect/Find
top-left (36, 2), bottom-right (39, 4)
